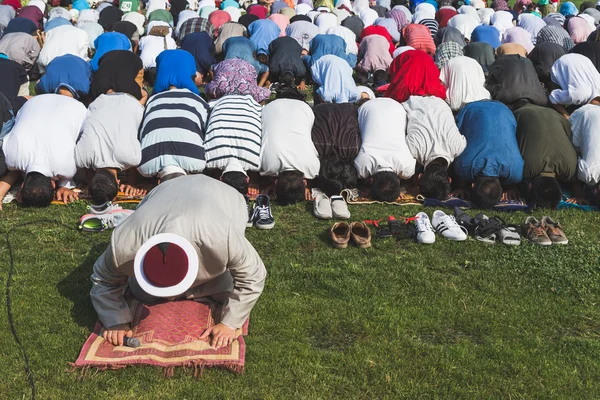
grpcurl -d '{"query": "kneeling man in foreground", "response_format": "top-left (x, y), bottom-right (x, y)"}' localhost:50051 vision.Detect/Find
top-left (90, 175), bottom-right (267, 349)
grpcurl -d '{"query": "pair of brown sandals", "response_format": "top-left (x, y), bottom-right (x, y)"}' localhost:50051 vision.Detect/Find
top-left (330, 221), bottom-right (372, 249)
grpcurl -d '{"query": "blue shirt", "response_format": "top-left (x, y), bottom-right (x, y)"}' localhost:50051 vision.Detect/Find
top-left (454, 100), bottom-right (524, 184)
top-left (223, 36), bottom-right (268, 74)
top-left (248, 19), bottom-right (280, 56)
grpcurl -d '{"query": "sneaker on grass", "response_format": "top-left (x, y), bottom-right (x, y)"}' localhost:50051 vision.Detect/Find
top-left (252, 194), bottom-right (275, 230)
top-left (79, 210), bottom-right (134, 232)
top-left (87, 201), bottom-right (122, 215)
top-left (524, 216), bottom-right (552, 246)
top-left (414, 212), bottom-right (435, 244)
top-left (431, 210), bottom-right (468, 241)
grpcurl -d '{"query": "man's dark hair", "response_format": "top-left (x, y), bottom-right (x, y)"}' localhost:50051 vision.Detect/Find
top-left (471, 176), bottom-right (502, 209)
top-left (144, 67), bottom-right (157, 87)
top-left (256, 53), bottom-right (269, 65)
top-left (371, 171), bottom-right (401, 202)
top-left (276, 170), bottom-right (305, 205)
top-left (419, 163), bottom-right (451, 200)
top-left (89, 170), bottom-right (118, 205)
top-left (275, 71), bottom-right (306, 101)
top-left (372, 69), bottom-right (390, 87)
top-left (222, 171), bottom-right (248, 196)
top-left (21, 172), bottom-right (54, 207)
top-left (530, 176), bottom-right (562, 209)
top-left (317, 158), bottom-right (358, 196)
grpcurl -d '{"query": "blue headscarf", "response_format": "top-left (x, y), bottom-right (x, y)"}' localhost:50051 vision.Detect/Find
top-left (180, 32), bottom-right (217, 76)
top-left (222, 36), bottom-right (268, 74)
top-left (306, 34), bottom-right (355, 68)
top-left (220, 0), bottom-right (240, 9)
top-left (72, 0), bottom-right (90, 11)
top-left (35, 54), bottom-right (92, 98)
top-left (248, 19), bottom-right (281, 55)
top-left (559, 2), bottom-right (577, 16)
top-left (470, 25), bottom-right (501, 49)
top-left (3, 18), bottom-right (37, 35)
top-left (90, 32), bottom-right (131, 72)
top-left (153, 49), bottom-right (200, 95)
top-left (44, 17), bottom-right (72, 32)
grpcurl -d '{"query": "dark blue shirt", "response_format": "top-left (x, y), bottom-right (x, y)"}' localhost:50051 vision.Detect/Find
top-left (454, 100), bottom-right (524, 184)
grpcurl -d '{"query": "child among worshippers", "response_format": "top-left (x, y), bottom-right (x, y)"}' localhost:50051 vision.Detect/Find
top-left (311, 103), bottom-right (361, 196)
top-left (355, 34), bottom-right (393, 86)
top-left (35, 54), bottom-right (92, 100)
top-left (75, 92), bottom-right (146, 205)
top-left (268, 36), bottom-right (307, 89)
top-left (222, 36), bottom-right (270, 86)
top-left (514, 104), bottom-right (578, 209)
top-left (355, 98), bottom-right (416, 202)
top-left (259, 94), bottom-right (319, 205)
top-left (248, 18), bottom-right (281, 64)
top-left (203, 94), bottom-right (263, 197)
top-left (549, 54), bottom-right (600, 118)
top-left (206, 58), bottom-right (271, 103)
top-left (89, 50), bottom-right (148, 105)
top-left (403, 96), bottom-right (467, 200)
top-left (486, 54), bottom-right (548, 110)
top-left (568, 105), bottom-right (600, 205)
top-left (138, 50), bottom-right (209, 181)
top-left (454, 100), bottom-right (524, 208)
top-left (311, 55), bottom-right (367, 104)
top-left (0, 94), bottom-right (86, 207)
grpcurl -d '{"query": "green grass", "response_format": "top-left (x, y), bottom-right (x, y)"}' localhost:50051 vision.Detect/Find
top-left (1, 201), bottom-right (600, 399)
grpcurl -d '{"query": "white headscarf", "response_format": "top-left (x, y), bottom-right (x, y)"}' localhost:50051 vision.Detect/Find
top-left (414, 2), bottom-right (436, 18)
top-left (360, 8), bottom-right (379, 27)
top-left (447, 14), bottom-right (479, 40)
top-left (353, 0), bottom-right (370, 14)
top-left (578, 13), bottom-right (596, 30)
top-left (412, 10), bottom-right (432, 23)
top-left (458, 5), bottom-right (481, 23)
top-left (295, 3), bottom-right (312, 15)
top-left (549, 54), bottom-right (600, 105)
top-left (491, 10), bottom-right (514, 35)
top-left (224, 7), bottom-right (241, 22)
top-left (316, 12), bottom-right (338, 33)
top-left (327, 25), bottom-right (359, 54)
top-left (122, 11), bottom-right (146, 35)
top-left (470, 0), bottom-right (485, 9)
top-left (440, 56), bottom-right (491, 110)
top-left (176, 10), bottom-right (197, 36)
top-left (478, 8), bottom-right (495, 25)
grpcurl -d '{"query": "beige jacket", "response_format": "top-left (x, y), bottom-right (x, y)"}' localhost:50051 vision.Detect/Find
top-left (90, 175), bottom-right (267, 329)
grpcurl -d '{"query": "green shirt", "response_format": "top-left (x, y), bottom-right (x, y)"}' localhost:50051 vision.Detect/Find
top-left (120, 0), bottom-right (139, 13)
top-left (513, 104), bottom-right (577, 181)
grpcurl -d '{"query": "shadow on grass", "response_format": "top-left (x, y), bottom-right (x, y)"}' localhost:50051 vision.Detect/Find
top-left (57, 242), bottom-right (107, 329)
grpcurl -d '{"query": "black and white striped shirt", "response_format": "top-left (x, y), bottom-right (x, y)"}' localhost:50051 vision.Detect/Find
top-left (137, 88), bottom-right (209, 178)
top-left (204, 94), bottom-right (262, 171)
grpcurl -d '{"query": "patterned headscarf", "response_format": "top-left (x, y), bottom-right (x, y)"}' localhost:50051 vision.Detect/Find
top-left (205, 58), bottom-right (271, 103)
top-left (536, 25), bottom-right (575, 51)
top-left (386, 8), bottom-right (409, 31)
top-left (435, 41), bottom-right (464, 68)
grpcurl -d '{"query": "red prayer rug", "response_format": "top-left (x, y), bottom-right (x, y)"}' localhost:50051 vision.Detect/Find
top-left (72, 299), bottom-right (248, 376)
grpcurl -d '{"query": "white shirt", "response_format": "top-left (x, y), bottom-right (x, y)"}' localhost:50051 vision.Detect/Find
top-left (76, 94), bottom-right (144, 171)
top-left (570, 104), bottom-right (600, 185)
top-left (139, 35), bottom-right (177, 69)
top-left (259, 99), bottom-right (320, 179)
top-left (37, 25), bottom-right (89, 73)
top-left (355, 98), bottom-right (416, 179)
top-left (403, 96), bottom-right (467, 168)
top-left (3, 94), bottom-right (87, 186)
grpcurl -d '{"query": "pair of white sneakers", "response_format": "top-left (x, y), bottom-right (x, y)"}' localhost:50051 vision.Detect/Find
top-left (314, 194), bottom-right (351, 220)
top-left (79, 202), bottom-right (134, 232)
top-left (413, 210), bottom-right (468, 244)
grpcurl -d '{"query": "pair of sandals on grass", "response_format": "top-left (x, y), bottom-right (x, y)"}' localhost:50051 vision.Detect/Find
top-left (454, 208), bottom-right (521, 245)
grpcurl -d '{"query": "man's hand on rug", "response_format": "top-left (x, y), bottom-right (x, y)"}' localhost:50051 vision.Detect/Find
top-left (103, 323), bottom-right (133, 346)
top-left (200, 323), bottom-right (236, 349)
top-left (56, 187), bottom-right (79, 203)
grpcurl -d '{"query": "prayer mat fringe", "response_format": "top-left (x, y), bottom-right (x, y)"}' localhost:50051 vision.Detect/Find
top-left (68, 360), bottom-right (244, 379)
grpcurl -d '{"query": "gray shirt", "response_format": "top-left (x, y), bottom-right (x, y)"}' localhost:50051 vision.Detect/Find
top-left (90, 175), bottom-right (267, 329)
top-left (75, 93), bottom-right (143, 171)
